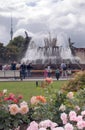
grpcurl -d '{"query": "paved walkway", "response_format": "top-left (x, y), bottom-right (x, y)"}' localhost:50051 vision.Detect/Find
top-left (0, 77), bottom-right (71, 82)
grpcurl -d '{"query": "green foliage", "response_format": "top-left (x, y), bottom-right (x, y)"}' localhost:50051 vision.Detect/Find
top-left (0, 35), bottom-right (31, 63)
top-left (0, 43), bottom-right (5, 56)
top-left (0, 110), bottom-right (31, 130)
top-left (0, 76), bottom-right (85, 129)
top-left (30, 83), bottom-right (66, 125)
top-left (5, 45), bottom-right (19, 61)
top-left (7, 35), bottom-right (27, 61)
top-left (31, 103), bottom-right (54, 122)
top-left (0, 91), bottom-right (31, 130)
top-left (52, 91), bottom-right (66, 123)
top-left (75, 88), bottom-right (85, 109)
top-left (29, 75), bottom-right (85, 126)
top-left (62, 71), bottom-right (85, 92)
top-left (8, 36), bottom-right (25, 48)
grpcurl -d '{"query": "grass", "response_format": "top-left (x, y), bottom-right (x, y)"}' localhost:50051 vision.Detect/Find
top-left (0, 80), bottom-right (67, 101)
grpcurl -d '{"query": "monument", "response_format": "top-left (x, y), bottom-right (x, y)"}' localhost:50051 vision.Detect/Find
top-left (21, 33), bottom-right (85, 69)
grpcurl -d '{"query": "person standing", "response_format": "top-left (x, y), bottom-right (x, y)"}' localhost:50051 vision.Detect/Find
top-left (26, 63), bottom-right (33, 77)
top-left (47, 66), bottom-right (52, 77)
top-left (60, 62), bottom-right (67, 78)
top-left (44, 68), bottom-right (48, 78)
top-left (55, 68), bottom-right (60, 80)
top-left (20, 62), bottom-right (26, 80)
top-left (11, 61), bottom-right (16, 70)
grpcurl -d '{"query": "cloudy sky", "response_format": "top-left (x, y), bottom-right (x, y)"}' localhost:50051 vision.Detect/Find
top-left (0, 0), bottom-right (85, 47)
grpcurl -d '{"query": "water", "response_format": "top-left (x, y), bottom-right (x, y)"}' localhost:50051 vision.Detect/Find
top-left (21, 33), bottom-right (80, 64)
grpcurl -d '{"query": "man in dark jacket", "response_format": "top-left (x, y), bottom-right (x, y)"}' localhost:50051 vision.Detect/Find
top-left (27, 63), bottom-right (33, 77)
top-left (20, 62), bottom-right (26, 80)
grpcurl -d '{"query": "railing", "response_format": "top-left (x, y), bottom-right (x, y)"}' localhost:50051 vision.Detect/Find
top-left (0, 69), bottom-right (80, 78)
top-left (0, 70), bottom-right (52, 78)
top-left (0, 70), bottom-right (48, 78)
top-left (0, 70), bottom-right (20, 78)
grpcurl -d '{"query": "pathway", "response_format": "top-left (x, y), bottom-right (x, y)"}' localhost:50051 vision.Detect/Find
top-left (0, 77), bottom-right (71, 82)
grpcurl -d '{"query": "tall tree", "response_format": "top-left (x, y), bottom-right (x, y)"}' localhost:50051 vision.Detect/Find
top-left (0, 33), bottom-right (31, 64)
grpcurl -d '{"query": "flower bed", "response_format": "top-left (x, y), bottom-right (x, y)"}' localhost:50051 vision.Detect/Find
top-left (0, 72), bottom-right (85, 130)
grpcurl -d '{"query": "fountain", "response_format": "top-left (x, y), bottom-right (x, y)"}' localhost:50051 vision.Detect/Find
top-left (21, 32), bottom-right (81, 69)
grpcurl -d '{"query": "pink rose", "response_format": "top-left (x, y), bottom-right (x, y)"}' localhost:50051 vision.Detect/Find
top-left (64, 123), bottom-right (73, 130)
top-left (27, 121), bottom-right (38, 130)
top-left (69, 111), bottom-right (77, 121)
top-left (61, 113), bottom-right (68, 124)
top-left (9, 104), bottom-right (19, 115)
top-left (19, 105), bottom-right (29, 114)
top-left (76, 115), bottom-right (83, 122)
top-left (30, 96), bottom-right (39, 105)
top-left (69, 111), bottom-right (77, 117)
top-left (52, 127), bottom-right (64, 130)
top-left (39, 128), bottom-right (46, 130)
top-left (81, 111), bottom-right (85, 116)
top-left (39, 120), bottom-right (57, 129)
top-left (77, 120), bottom-right (85, 129)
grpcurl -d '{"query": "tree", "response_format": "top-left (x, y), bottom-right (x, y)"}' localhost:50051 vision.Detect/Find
top-left (0, 34), bottom-right (31, 64)
top-left (7, 35), bottom-right (31, 62)
top-left (0, 43), bottom-right (6, 63)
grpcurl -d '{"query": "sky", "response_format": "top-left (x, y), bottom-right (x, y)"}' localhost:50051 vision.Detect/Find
top-left (0, 0), bottom-right (85, 47)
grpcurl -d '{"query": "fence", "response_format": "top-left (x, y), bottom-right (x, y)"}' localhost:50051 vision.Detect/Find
top-left (0, 70), bottom-right (53, 78)
top-left (0, 70), bottom-right (20, 78)
top-left (0, 69), bottom-right (78, 78)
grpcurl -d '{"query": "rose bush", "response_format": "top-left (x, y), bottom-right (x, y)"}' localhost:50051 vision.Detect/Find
top-left (25, 77), bottom-right (85, 127)
top-left (0, 72), bottom-right (85, 130)
top-left (0, 90), bottom-right (31, 130)
top-left (0, 89), bottom-right (47, 130)
top-left (26, 109), bottom-right (85, 130)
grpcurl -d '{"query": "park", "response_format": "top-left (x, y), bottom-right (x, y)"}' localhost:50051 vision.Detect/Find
top-left (0, 36), bottom-right (85, 130)
top-left (0, 28), bottom-right (85, 130)
top-left (0, 0), bottom-right (85, 130)
top-left (0, 71), bottom-right (85, 130)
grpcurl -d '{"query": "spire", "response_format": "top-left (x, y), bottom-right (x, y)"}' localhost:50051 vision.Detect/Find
top-left (10, 14), bottom-right (13, 41)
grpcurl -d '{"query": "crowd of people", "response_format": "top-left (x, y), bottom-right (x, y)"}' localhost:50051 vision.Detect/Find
top-left (0, 62), bottom-right (20, 71)
top-left (0, 61), bottom-right (72, 80)
top-left (44, 62), bottom-right (71, 80)
top-left (0, 61), bottom-right (33, 80)
top-left (20, 62), bottom-right (33, 80)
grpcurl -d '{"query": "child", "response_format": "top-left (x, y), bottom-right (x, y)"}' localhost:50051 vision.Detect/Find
top-left (44, 68), bottom-right (48, 78)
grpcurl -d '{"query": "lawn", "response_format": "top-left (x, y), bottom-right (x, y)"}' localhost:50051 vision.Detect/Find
top-left (0, 80), bottom-right (67, 101)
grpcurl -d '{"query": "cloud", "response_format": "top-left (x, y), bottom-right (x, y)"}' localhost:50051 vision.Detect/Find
top-left (0, 0), bottom-right (85, 47)
top-left (13, 28), bottom-right (34, 38)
